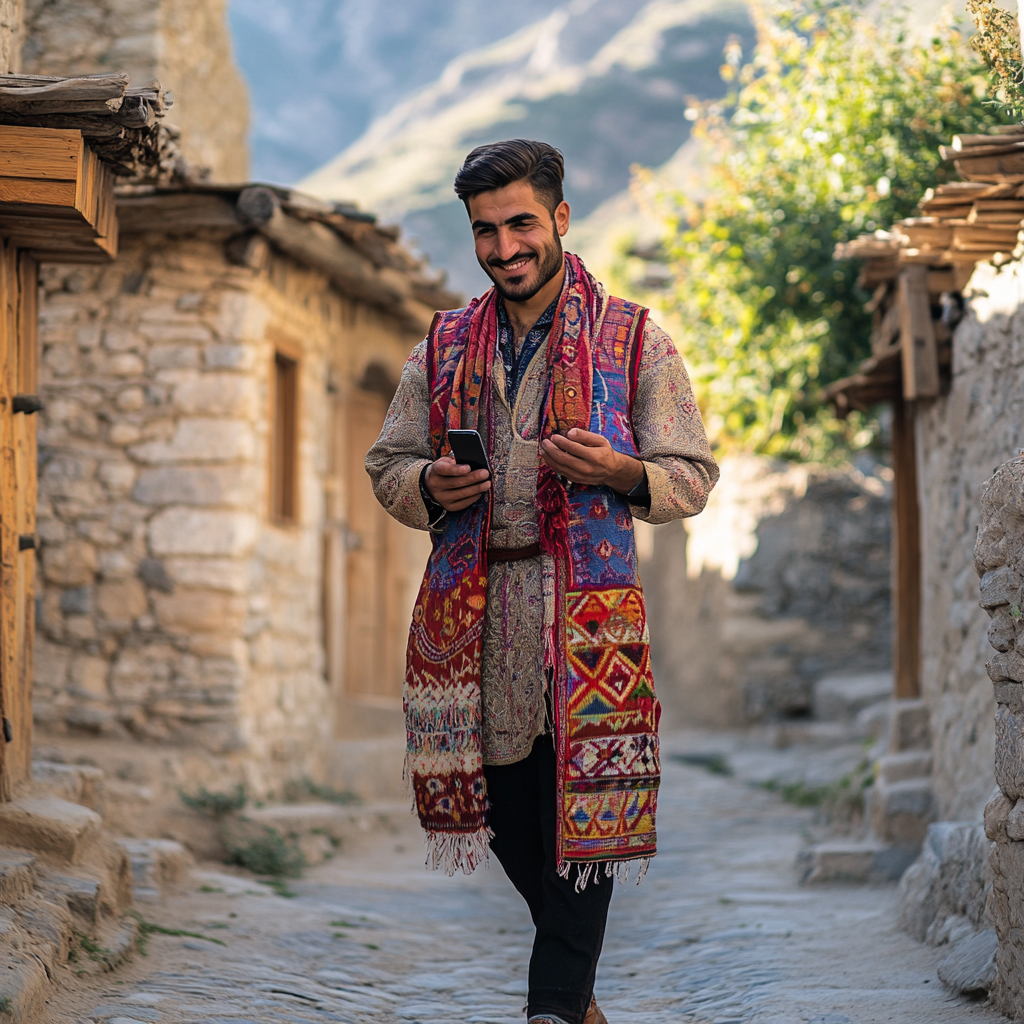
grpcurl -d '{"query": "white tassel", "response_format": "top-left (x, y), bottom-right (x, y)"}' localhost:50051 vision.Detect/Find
top-left (423, 827), bottom-right (493, 876)
top-left (558, 856), bottom-right (653, 890)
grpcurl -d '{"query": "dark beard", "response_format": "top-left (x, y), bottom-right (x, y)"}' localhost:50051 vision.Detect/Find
top-left (479, 228), bottom-right (564, 303)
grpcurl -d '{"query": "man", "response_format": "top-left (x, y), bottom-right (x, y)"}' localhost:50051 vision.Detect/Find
top-left (366, 139), bottom-right (718, 1024)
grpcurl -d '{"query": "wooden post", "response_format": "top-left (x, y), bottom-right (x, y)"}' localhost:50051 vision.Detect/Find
top-left (0, 245), bottom-right (37, 798)
top-left (899, 266), bottom-right (940, 400)
top-left (891, 395), bottom-right (922, 700)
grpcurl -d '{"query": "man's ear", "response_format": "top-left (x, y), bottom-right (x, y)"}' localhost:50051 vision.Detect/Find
top-left (554, 200), bottom-right (571, 238)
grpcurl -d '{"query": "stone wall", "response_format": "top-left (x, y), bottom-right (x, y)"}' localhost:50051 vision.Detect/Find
top-left (32, 225), bottom-right (422, 796)
top-left (974, 456), bottom-right (1024, 1017)
top-left (0, 0), bottom-right (21, 73)
top-left (20, 0), bottom-right (248, 181)
top-left (915, 260), bottom-right (1024, 822)
top-left (644, 454), bottom-right (893, 728)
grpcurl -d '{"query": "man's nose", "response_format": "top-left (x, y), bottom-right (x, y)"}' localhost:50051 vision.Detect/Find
top-left (493, 228), bottom-right (520, 262)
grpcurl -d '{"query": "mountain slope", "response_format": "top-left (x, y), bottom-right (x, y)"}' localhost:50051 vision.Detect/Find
top-left (300, 0), bottom-right (754, 296)
top-left (228, 0), bottom-right (558, 184)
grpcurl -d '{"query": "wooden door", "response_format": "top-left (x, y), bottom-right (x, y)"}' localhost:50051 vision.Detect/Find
top-left (0, 245), bottom-right (38, 799)
top-left (344, 389), bottom-right (402, 703)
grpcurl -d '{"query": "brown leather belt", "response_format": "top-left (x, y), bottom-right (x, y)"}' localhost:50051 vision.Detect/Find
top-left (487, 543), bottom-right (541, 563)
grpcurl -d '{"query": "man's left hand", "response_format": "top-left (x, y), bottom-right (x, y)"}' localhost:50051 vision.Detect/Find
top-left (540, 428), bottom-right (645, 493)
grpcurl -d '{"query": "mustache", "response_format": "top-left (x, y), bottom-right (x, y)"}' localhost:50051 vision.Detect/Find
top-left (486, 250), bottom-right (537, 270)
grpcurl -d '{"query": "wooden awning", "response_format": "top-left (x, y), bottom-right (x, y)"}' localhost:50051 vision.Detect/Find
top-left (827, 138), bottom-right (1024, 417)
top-left (0, 126), bottom-right (117, 261)
top-left (0, 73), bottom-right (173, 264)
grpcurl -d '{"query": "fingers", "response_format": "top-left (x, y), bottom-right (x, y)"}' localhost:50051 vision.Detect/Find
top-left (432, 457), bottom-right (488, 480)
top-left (543, 435), bottom-right (601, 463)
top-left (540, 447), bottom-right (603, 484)
top-left (564, 428), bottom-right (610, 448)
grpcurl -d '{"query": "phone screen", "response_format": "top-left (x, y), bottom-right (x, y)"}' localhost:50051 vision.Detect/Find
top-left (447, 429), bottom-right (491, 475)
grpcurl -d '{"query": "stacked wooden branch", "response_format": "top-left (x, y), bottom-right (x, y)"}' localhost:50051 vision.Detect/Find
top-left (942, 126), bottom-right (1024, 183)
top-left (0, 72), bottom-right (172, 178)
top-left (822, 128), bottom-right (1024, 414)
top-left (837, 181), bottom-right (1024, 297)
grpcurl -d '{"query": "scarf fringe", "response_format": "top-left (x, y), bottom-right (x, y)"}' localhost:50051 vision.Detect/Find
top-left (424, 826), bottom-right (493, 876)
top-left (557, 856), bottom-right (653, 891)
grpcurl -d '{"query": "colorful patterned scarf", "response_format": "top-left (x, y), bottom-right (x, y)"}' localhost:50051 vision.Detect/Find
top-left (405, 253), bottom-right (660, 885)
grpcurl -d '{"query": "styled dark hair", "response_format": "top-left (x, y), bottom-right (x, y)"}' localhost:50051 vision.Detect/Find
top-left (453, 139), bottom-right (565, 214)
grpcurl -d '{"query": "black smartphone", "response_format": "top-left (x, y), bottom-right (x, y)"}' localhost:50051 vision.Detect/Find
top-left (447, 429), bottom-right (491, 475)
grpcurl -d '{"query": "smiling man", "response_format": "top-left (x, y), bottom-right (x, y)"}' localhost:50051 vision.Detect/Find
top-left (366, 140), bottom-right (718, 1024)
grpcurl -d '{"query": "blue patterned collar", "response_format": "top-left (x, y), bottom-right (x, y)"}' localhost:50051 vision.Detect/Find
top-left (496, 295), bottom-right (558, 406)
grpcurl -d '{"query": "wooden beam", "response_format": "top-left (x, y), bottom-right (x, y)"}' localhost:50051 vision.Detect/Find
top-left (116, 192), bottom-right (242, 234)
top-left (892, 396), bottom-right (922, 700)
top-left (899, 266), bottom-right (940, 400)
top-left (237, 187), bottom-right (436, 333)
top-left (0, 126), bottom-right (118, 259)
top-left (0, 125), bottom-right (83, 181)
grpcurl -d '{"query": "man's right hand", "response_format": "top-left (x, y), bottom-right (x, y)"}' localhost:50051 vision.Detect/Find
top-left (425, 457), bottom-right (491, 512)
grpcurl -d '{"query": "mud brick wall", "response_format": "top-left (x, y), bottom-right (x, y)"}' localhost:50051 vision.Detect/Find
top-left (976, 457), bottom-right (1024, 1018)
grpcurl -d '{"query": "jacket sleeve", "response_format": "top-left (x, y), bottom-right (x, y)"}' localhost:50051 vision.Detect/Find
top-left (364, 340), bottom-right (435, 531)
top-left (629, 319), bottom-right (719, 525)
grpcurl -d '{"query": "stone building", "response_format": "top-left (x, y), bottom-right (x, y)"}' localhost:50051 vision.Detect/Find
top-left (19, 0), bottom-right (249, 182)
top-left (645, 454), bottom-right (893, 728)
top-left (31, 183), bottom-right (454, 799)
top-left (825, 129), bottom-right (1024, 1010)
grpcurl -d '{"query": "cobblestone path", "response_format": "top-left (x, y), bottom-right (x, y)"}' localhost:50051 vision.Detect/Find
top-left (50, 738), bottom-right (1001, 1024)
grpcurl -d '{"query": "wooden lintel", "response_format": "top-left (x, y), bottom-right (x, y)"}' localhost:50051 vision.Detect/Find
top-left (899, 266), bottom-right (940, 400)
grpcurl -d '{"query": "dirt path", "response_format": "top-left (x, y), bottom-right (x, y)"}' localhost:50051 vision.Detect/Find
top-left (47, 734), bottom-right (1001, 1024)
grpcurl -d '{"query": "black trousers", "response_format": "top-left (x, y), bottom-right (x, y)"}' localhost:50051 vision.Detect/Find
top-left (484, 737), bottom-right (613, 1024)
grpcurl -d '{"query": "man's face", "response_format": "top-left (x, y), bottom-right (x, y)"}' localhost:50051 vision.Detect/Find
top-left (467, 180), bottom-right (570, 302)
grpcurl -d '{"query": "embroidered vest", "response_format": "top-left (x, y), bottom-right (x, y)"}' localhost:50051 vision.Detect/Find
top-left (404, 255), bottom-right (660, 882)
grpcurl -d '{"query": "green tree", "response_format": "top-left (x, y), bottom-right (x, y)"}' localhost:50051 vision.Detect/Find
top-left (654, 0), bottom-right (1009, 462)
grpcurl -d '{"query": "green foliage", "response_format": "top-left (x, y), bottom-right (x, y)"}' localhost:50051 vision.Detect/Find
top-left (761, 757), bottom-right (875, 820)
top-left (655, 0), bottom-right (1011, 461)
top-left (968, 0), bottom-right (1024, 118)
top-left (285, 776), bottom-right (362, 805)
top-left (178, 784), bottom-right (247, 817)
top-left (670, 752), bottom-right (733, 775)
top-left (129, 911), bottom-right (228, 956)
top-left (226, 826), bottom-right (306, 879)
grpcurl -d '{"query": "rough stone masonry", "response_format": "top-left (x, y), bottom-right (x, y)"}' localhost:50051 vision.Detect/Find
top-left (976, 455), bottom-right (1024, 1018)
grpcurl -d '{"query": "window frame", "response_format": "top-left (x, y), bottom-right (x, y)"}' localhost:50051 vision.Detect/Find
top-left (269, 342), bottom-right (300, 525)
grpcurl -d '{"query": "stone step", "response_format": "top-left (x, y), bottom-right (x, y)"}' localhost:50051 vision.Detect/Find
top-left (39, 869), bottom-right (104, 927)
top-left (30, 760), bottom-right (105, 813)
top-left (878, 750), bottom-right (932, 785)
top-left (937, 928), bottom-right (998, 995)
top-left (889, 699), bottom-right (931, 752)
top-left (0, 796), bottom-right (102, 864)
top-left (869, 777), bottom-right (934, 847)
top-left (798, 840), bottom-right (917, 883)
top-left (0, 949), bottom-right (48, 1024)
top-left (225, 800), bottom-right (406, 866)
top-left (116, 837), bottom-right (191, 902)
top-left (813, 671), bottom-right (893, 721)
top-left (0, 850), bottom-right (37, 903)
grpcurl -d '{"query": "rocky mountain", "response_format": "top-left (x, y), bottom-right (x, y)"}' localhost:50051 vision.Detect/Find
top-left (228, 0), bottom-right (558, 185)
top-left (232, 0), bottom-right (963, 298)
top-left (298, 0), bottom-right (755, 296)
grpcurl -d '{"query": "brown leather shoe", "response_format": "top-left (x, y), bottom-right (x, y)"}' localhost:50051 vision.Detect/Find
top-left (584, 997), bottom-right (608, 1024)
